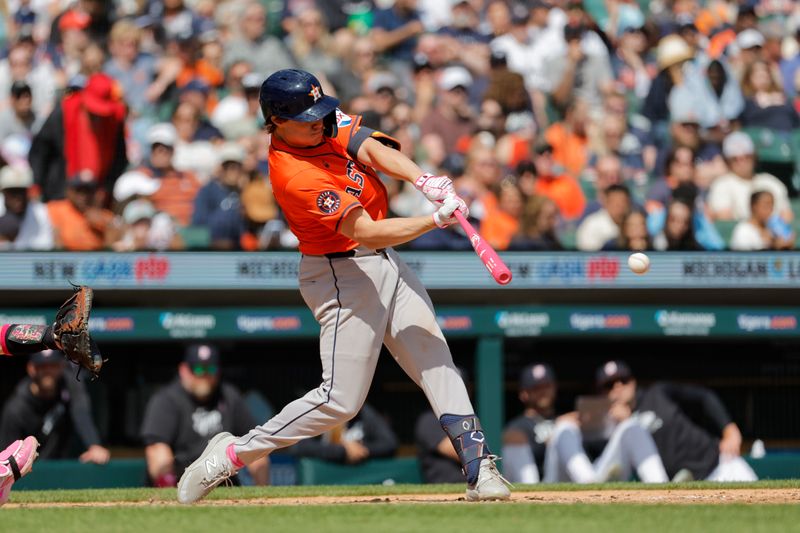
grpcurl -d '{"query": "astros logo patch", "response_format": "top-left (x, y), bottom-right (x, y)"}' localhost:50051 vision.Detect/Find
top-left (308, 84), bottom-right (322, 102)
top-left (317, 191), bottom-right (341, 214)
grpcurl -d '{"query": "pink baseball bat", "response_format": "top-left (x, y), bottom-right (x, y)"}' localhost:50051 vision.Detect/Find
top-left (454, 210), bottom-right (512, 285)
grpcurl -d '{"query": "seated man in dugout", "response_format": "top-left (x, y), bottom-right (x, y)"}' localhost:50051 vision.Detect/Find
top-left (141, 344), bottom-right (269, 487)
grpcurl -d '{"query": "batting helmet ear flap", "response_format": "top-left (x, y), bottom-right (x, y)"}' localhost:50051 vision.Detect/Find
top-left (323, 110), bottom-right (338, 138)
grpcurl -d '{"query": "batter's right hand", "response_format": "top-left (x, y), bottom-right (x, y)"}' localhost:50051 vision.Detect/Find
top-left (415, 173), bottom-right (455, 205)
top-left (433, 195), bottom-right (469, 228)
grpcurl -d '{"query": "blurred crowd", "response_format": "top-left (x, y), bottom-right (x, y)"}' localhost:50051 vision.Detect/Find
top-left (0, 0), bottom-right (799, 252)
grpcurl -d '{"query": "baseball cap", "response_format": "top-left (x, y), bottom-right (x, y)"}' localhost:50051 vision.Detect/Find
top-left (58, 9), bottom-right (90, 31)
top-left (185, 344), bottom-right (220, 365)
top-left (0, 135), bottom-right (31, 167)
top-left (82, 74), bottom-right (123, 117)
top-left (30, 350), bottom-right (61, 366)
top-left (113, 170), bottom-right (162, 202)
top-left (675, 13), bottom-right (697, 33)
top-left (737, 29), bottom-right (764, 50)
top-left (439, 66), bottom-right (473, 91)
top-left (412, 53), bottom-right (431, 72)
top-left (617, 8), bottom-right (645, 35)
top-left (66, 170), bottom-right (98, 188)
top-left (519, 363), bottom-right (556, 390)
top-left (722, 131), bottom-right (755, 159)
top-left (0, 165), bottom-right (33, 190)
top-left (242, 73), bottom-right (263, 91)
top-left (510, 3), bottom-right (530, 26)
top-left (595, 360), bottom-right (633, 389)
top-left (147, 123), bottom-right (177, 147)
top-left (656, 35), bottom-right (694, 70)
top-left (184, 344), bottom-right (220, 375)
top-left (122, 199), bottom-right (156, 224)
top-left (10, 81), bottom-right (31, 98)
top-left (489, 49), bottom-right (507, 68)
top-left (181, 78), bottom-right (210, 95)
top-left (367, 72), bottom-right (398, 94)
top-left (217, 142), bottom-right (246, 164)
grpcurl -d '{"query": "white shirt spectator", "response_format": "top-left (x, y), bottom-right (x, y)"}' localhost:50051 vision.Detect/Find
top-left (576, 209), bottom-right (619, 251)
top-left (0, 57), bottom-right (57, 119)
top-left (729, 221), bottom-right (768, 251)
top-left (491, 12), bottom-right (565, 93)
top-left (0, 200), bottom-right (54, 251)
top-left (707, 172), bottom-right (790, 221)
top-left (14, 201), bottom-right (53, 250)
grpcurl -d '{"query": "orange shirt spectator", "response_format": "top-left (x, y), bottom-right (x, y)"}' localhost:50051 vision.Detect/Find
top-left (47, 172), bottom-right (113, 251)
top-left (530, 145), bottom-right (587, 221)
top-left (480, 178), bottom-right (525, 250)
top-left (144, 168), bottom-right (201, 227)
top-left (544, 99), bottom-right (591, 177)
top-left (544, 121), bottom-right (588, 178)
top-left (138, 123), bottom-right (201, 226)
top-left (534, 175), bottom-right (586, 221)
top-left (481, 208), bottom-right (519, 250)
top-left (176, 61), bottom-right (223, 114)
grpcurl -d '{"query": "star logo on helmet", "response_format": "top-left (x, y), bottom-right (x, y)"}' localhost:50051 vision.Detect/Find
top-left (308, 84), bottom-right (322, 102)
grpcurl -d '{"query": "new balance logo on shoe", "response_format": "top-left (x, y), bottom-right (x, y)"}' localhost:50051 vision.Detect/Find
top-left (205, 455), bottom-right (218, 474)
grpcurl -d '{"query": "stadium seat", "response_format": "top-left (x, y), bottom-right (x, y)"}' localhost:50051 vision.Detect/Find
top-left (742, 127), bottom-right (794, 164)
top-left (713, 220), bottom-right (737, 247)
top-left (177, 226), bottom-right (211, 249)
top-left (579, 178), bottom-right (597, 202)
top-left (297, 457), bottom-right (422, 485)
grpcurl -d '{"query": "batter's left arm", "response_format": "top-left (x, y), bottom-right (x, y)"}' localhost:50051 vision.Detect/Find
top-left (356, 137), bottom-right (423, 184)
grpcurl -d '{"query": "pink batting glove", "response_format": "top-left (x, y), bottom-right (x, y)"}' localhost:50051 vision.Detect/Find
top-left (415, 173), bottom-right (455, 205)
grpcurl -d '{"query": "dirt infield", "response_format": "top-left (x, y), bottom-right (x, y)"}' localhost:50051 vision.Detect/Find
top-left (6, 488), bottom-right (799, 508)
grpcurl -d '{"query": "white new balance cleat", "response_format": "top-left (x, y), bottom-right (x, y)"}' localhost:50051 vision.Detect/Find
top-left (465, 455), bottom-right (512, 501)
top-left (177, 432), bottom-right (238, 504)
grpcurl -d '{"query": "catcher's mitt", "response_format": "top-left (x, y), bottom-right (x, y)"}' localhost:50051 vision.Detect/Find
top-left (52, 285), bottom-right (104, 380)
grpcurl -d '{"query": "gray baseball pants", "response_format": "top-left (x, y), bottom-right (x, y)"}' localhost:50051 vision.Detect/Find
top-left (233, 247), bottom-right (474, 464)
top-left (543, 418), bottom-right (668, 483)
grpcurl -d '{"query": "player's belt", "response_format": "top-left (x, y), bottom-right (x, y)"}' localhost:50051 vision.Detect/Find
top-left (324, 248), bottom-right (385, 259)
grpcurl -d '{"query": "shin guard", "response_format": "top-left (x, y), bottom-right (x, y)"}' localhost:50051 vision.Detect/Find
top-left (439, 414), bottom-right (489, 486)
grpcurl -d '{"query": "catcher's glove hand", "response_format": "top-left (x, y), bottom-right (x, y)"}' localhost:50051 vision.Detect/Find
top-left (52, 285), bottom-right (104, 380)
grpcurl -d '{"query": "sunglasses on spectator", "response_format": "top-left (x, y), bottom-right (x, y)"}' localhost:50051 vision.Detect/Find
top-left (601, 376), bottom-right (631, 391)
top-left (192, 364), bottom-right (218, 376)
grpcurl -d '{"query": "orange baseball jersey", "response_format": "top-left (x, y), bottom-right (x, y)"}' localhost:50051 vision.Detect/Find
top-left (268, 110), bottom-right (400, 255)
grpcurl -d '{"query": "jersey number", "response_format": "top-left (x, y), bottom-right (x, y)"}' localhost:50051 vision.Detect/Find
top-left (345, 161), bottom-right (365, 198)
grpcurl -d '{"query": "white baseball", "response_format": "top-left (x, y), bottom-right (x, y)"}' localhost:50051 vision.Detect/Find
top-left (628, 252), bottom-right (650, 274)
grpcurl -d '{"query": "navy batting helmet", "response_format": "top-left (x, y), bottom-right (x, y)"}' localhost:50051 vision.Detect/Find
top-left (259, 69), bottom-right (339, 123)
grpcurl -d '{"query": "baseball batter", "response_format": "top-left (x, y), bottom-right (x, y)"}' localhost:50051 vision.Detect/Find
top-left (178, 69), bottom-right (510, 503)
